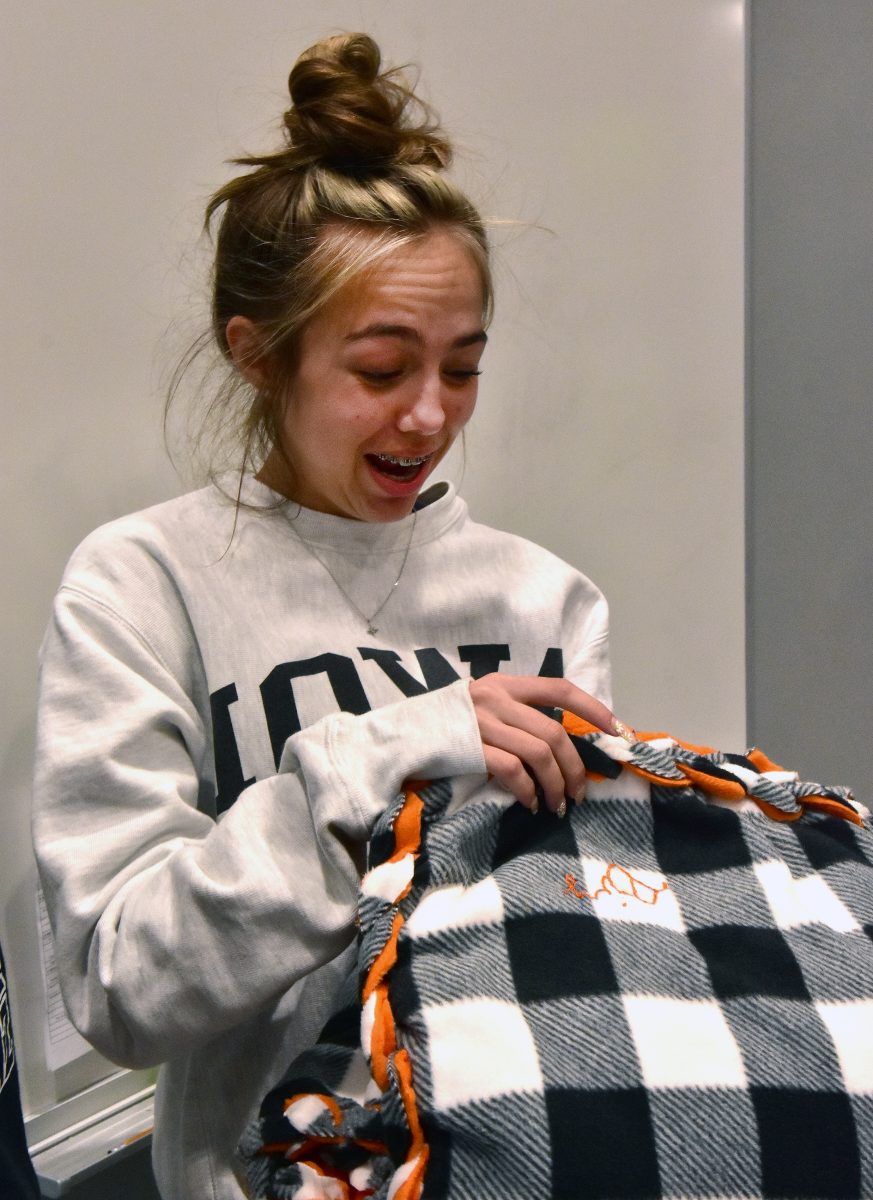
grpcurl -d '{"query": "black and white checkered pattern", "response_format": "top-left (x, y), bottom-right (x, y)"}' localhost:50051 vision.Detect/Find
top-left (241, 730), bottom-right (873, 1199)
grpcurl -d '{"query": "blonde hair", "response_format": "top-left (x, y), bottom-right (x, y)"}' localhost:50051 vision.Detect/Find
top-left (170, 33), bottom-right (491, 481)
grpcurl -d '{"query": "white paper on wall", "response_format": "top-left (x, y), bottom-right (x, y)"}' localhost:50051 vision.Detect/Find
top-left (36, 886), bottom-right (90, 1071)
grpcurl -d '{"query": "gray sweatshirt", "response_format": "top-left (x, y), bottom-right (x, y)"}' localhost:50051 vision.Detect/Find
top-left (32, 478), bottom-right (610, 1198)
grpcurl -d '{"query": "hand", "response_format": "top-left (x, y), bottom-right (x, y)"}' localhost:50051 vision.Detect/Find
top-left (468, 674), bottom-right (631, 814)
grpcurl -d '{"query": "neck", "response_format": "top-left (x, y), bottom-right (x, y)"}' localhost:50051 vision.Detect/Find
top-left (255, 448), bottom-right (296, 502)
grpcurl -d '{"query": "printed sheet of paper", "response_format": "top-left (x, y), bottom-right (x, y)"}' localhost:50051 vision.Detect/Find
top-left (36, 885), bottom-right (91, 1070)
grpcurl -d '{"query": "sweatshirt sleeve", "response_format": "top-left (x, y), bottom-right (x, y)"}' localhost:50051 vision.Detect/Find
top-left (562, 575), bottom-right (613, 711)
top-left (32, 585), bottom-right (486, 1070)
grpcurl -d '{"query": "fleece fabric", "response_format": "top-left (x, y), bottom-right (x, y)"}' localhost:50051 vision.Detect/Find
top-left (240, 721), bottom-right (873, 1200)
top-left (31, 478), bottom-right (610, 1200)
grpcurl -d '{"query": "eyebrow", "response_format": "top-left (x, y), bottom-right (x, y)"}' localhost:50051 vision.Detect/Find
top-left (344, 323), bottom-right (488, 349)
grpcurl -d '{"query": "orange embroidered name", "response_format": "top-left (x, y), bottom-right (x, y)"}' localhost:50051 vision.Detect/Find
top-left (564, 866), bottom-right (669, 909)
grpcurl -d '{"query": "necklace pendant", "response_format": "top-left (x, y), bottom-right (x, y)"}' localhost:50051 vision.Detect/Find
top-left (291, 510), bottom-right (416, 643)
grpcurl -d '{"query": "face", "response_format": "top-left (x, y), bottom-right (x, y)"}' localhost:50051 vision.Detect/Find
top-left (269, 227), bottom-right (487, 522)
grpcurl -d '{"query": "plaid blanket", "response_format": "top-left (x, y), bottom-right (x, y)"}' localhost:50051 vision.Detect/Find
top-left (240, 715), bottom-right (873, 1199)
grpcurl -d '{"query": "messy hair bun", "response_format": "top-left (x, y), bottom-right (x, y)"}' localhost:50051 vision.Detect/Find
top-left (283, 33), bottom-right (451, 172)
top-left (171, 32), bottom-right (491, 486)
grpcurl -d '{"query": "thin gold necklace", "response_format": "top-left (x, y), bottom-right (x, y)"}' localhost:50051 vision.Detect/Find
top-left (290, 511), bottom-right (417, 636)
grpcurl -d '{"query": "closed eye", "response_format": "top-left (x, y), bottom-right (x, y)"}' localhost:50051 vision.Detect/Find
top-left (358, 369), bottom-right (404, 384)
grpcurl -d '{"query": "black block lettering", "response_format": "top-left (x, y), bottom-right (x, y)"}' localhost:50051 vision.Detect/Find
top-left (458, 643), bottom-right (511, 679)
top-left (538, 647), bottom-right (564, 678)
top-left (414, 648), bottom-right (461, 690)
top-left (260, 654), bottom-right (371, 768)
top-left (358, 648), bottom-right (429, 697)
top-left (210, 683), bottom-right (255, 814)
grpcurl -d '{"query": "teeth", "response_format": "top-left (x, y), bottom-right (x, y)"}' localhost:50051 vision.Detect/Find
top-left (375, 453), bottom-right (428, 467)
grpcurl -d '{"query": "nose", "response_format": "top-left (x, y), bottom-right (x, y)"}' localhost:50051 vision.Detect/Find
top-left (396, 372), bottom-right (447, 436)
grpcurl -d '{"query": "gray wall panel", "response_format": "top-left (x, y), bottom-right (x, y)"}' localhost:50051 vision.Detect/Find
top-left (748, 0), bottom-right (873, 796)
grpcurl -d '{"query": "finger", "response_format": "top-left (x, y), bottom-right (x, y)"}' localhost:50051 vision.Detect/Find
top-left (490, 675), bottom-right (630, 739)
top-left (483, 745), bottom-right (539, 811)
top-left (471, 683), bottom-right (588, 801)
top-left (469, 676), bottom-right (589, 807)
top-left (477, 709), bottom-right (583, 812)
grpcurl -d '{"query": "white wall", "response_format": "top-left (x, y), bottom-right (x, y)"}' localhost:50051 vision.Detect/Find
top-left (1, 0), bottom-right (745, 1117)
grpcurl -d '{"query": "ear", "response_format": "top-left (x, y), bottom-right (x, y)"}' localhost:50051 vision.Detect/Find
top-left (225, 316), bottom-right (272, 390)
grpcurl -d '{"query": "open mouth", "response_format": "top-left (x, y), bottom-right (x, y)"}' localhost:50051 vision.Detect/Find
top-left (366, 452), bottom-right (432, 483)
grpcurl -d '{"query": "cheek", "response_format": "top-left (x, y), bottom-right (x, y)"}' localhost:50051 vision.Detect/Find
top-left (304, 386), bottom-right (382, 443)
top-left (452, 389), bottom-right (478, 428)
top-left (347, 406), bottom-right (388, 440)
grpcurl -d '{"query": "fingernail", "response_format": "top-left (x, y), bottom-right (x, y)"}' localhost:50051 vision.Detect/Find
top-left (530, 796), bottom-right (539, 815)
top-left (574, 783), bottom-right (586, 806)
top-left (557, 798), bottom-right (568, 819)
top-left (613, 719), bottom-right (637, 743)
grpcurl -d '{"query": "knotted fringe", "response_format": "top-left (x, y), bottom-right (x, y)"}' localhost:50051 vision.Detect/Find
top-left (560, 714), bottom-right (861, 826)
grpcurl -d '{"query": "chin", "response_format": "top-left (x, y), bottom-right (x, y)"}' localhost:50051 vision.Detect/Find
top-left (363, 495), bottom-right (419, 523)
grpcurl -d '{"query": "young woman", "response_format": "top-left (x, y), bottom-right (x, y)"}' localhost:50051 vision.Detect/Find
top-left (32, 34), bottom-right (627, 1199)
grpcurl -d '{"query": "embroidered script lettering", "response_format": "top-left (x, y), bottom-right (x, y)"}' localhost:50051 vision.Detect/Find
top-left (564, 866), bottom-right (669, 910)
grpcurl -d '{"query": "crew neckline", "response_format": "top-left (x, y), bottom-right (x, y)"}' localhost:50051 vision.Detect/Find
top-left (237, 476), bottom-right (466, 554)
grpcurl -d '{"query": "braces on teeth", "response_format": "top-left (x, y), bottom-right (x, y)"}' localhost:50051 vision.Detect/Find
top-left (375, 454), bottom-right (428, 467)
